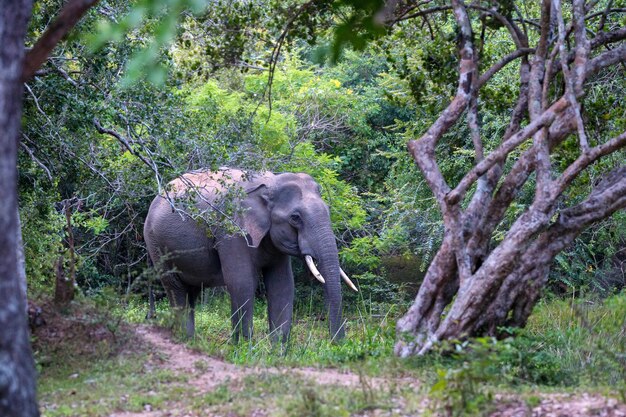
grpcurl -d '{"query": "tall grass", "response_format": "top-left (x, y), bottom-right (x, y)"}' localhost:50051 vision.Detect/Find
top-left (123, 289), bottom-right (626, 392)
top-left (123, 290), bottom-right (400, 369)
top-left (522, 292), bottom-right (626, 388)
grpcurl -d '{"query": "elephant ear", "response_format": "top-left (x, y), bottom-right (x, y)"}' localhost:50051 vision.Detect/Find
top-left (241, 182), bottom-right (272, 248)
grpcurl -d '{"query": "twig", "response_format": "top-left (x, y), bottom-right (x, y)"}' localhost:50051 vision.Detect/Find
top-left (19, 140), bottom-right (53, 181)
top-left (93, 118), bottom-right (157, 174)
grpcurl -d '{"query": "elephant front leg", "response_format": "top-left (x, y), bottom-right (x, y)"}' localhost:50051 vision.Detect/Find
top-left (263, 256), bottom-right (294, 344)
top-left (227, 285), bottom-right (256, 342)
top-left (218, 238), bottom-right (257, 342)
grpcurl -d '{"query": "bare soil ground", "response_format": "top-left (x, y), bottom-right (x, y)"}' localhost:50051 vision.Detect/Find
top-left (106, 325), bottom-right (626, 417)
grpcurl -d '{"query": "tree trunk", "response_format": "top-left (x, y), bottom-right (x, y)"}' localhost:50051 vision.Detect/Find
top-left (54, 256), bottom-right (74, 306)
top-left (394, 0), bottom-right (626, 356)
top-left (0, 0), bottom-right (39, 415)
top-left (16, 207), bottom-right (28, 308)
top-left (54, 200), bottom-right (76, 306)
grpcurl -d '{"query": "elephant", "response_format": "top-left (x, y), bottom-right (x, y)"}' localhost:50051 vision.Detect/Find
top-left (143, 167), bottom-right (357, 342)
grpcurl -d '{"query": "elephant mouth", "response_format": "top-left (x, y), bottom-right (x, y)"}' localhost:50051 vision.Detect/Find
top-left (281, 242), bottom-right (300, 256)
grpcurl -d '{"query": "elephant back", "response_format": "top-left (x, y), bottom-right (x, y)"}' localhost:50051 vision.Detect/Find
top-left (166, 167), bottom-right (248, 199)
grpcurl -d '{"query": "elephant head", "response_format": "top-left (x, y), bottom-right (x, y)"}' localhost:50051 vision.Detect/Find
top-left (240, 172), bottom-right (357, 340)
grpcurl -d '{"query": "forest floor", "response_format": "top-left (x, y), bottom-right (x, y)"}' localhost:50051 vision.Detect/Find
top-left (110, 325), bottom-right (626, 417)
top-left (34, 298), bottom-right (626, 417)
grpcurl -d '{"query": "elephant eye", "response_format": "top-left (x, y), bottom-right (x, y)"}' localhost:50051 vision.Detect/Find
top-left (290, 212), bottom-right (302, 225)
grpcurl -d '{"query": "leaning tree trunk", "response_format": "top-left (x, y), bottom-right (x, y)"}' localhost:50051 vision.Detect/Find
top-left (0, 0), bottom-right (39, 415)
top-left (394, 0), bottom-right (626, 356)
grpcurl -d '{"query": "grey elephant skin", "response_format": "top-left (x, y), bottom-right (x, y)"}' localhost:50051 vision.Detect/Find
top-left (143, 167), bottom-right (346, 342)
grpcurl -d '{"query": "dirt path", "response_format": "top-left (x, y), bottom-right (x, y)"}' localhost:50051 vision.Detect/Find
top-left (133, 325), bottom-right (404, 389)
top-left (109, 325), bottom-right (409, 417)
top-left (109, 325), bottom-right (626, 417)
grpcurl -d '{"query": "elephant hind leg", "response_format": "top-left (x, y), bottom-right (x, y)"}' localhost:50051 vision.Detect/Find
top-left (162, 273), bottom-right (200, 338)
top-left (185, 286), bottom-right (201, 338)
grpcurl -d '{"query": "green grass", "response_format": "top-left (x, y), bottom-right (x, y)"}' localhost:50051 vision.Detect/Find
top-left (522, 293), bottom-right (626, 389)
top-left (188, 372), bottom-right (422, 417)
top-left (122, 290), bottom-right (626, 387)
top-left (123, 292), bottom-right (403, 371)
top-left (38, 351), bottom-right (187, 417)
top-left (38, 290), bottom-right (626, 416)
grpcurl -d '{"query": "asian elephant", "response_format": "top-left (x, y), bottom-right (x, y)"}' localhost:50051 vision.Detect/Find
top-left (143, 167), bottom-right (357, 342)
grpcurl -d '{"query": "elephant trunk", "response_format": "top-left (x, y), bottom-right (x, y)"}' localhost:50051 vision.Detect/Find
top-left (306, 223), bottom-right (344, 340)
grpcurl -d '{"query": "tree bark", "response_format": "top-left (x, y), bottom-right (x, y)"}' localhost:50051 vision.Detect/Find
top-left (0, 0), bottom-right (39, 415)
top-left (395, 1), bottom-right (626, 356)
top-left (16, 208), bottom-right (28, 308)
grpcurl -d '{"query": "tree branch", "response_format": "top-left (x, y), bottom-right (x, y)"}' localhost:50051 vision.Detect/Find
top-left (93, 118), bottom-right (157, 174)
top-left (551, 131), bottom-right (626, 200)
top-left (549, 27), bottom-right (626, 79)
top-left (559, 165), bottom-right (626, 229)
top-left (477, 48), bottom-right (535, 89)
top-left (528, 0), bottom-right (553, 205)
top-left (585, 43), bottom-right (626, 77)
top-left (22, 0), bottom-right (99, 82)
top-left (19, 140), bottom-right (53, 181)
top-left (407, 0), bottom-right (478, 207)
top-left (446, 97), bottom-right (569, 205)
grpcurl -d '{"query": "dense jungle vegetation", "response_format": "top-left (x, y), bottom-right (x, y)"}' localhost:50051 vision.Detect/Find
top-left (1, 0), bottom-right (625, 415)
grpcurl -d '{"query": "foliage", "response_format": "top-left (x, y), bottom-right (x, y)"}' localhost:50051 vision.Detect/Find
top-left (19, 190), bottom-right (65, 294)
top-left (20, 0), bottom-right (626, 357)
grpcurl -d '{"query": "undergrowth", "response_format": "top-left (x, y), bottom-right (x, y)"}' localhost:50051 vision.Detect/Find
top-left (36, 290), bottom-right (626, 416)
top-left (121, 290), bottom-right (626, 389)
top-left (426, 292), bottom-right (626, 415)
top-left (123, 291), bottom-right (401, 371)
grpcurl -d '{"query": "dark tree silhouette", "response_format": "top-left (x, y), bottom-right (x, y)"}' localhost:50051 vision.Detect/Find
top-left (0, 0), bottom-right (99, 414)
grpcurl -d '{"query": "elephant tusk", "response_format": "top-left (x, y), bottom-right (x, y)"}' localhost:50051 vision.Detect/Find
top-left (305, 255), bottom-right (325, 284)
top-left (340, 268), bottom-right (358, 292)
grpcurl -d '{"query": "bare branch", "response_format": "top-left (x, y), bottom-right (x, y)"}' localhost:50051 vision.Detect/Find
top-left (527, 0), bottom-right (553, 203)
top-left (19, 140), bottom-right (53, 181)
top-left (469, 4), bottom-right (526, 48)
top-left (446, 97), bottom-right (569, 205)
top-left (477, 48), bottom-right (535, 89)
top-left (393, 5), bottom-right (451, 24)
top-left (394, 4), bottom-right (526, 48)
top-left (550, 27), bottom-right (626, 79)
top-left (559, 165), bottom-right (626, 229)
top-left (585, 43), bottom-right (626, 77)
top-left (590, 27), bottom-right (626, 48)
top-left (407, 0), bottom-right (477, 206)
top-left (551, 131), bottom-right (626, 200)
top-left (263, 0), bottom-right (316, 115)
top-left (553, 0), bottom-right (589, 152)
top-left (468, 92), bottom-right (482, 162)
top-left (93, 118), bottom-right (157, 175)
top-left (22, 0), bottom-right (100, 82)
